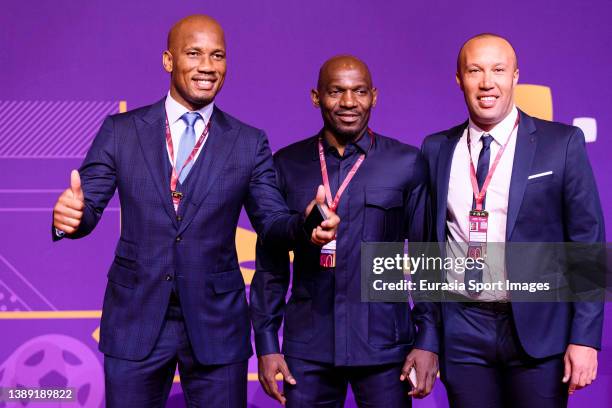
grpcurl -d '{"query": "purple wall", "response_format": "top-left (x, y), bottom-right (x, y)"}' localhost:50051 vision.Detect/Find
top-left (1, 1), bottom-right (610, 406)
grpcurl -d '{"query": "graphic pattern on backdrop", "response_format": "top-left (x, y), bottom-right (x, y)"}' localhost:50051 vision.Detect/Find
top-left (0, 101), bottom-right (125, 159)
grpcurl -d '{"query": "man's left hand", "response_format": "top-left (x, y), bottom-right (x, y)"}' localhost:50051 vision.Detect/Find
top-left (562, 344), bottom-right (598, 395)
top-left (401, 348), bottom-right (438, 399)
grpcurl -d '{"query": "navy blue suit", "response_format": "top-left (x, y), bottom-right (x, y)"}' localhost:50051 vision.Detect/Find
top-left (421, 111), bottom-right (605, 407)
top-left (250, 132), bottom-right (437, 406)
top-left (57, 98), bottom-right (301, 406)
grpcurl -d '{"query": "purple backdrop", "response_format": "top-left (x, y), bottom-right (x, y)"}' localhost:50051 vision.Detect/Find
top-left (1, 1), bottom-right (611, 406)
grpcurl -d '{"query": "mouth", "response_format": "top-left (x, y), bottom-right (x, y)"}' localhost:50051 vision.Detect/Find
top-left (335, 112), bottom-right (361, 124)
top-left (192, 78), bottom-right (216, 91)
top-left (476, 95), bottom-right (499, 108)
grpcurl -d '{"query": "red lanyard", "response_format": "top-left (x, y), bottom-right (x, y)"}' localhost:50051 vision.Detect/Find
top-left (318, 129), bottom-right (374, 212)
top-left (165, 113), bottom-right (211, 206)
top-left (467, 116), bottom-right (519, 210)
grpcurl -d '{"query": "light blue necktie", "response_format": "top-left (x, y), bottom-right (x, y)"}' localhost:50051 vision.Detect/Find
top-left (176, 112), bottom-right (201, 183)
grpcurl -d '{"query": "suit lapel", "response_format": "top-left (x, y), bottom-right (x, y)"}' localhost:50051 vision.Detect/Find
top-left (135, 99), bottom-right (178, 227)
top-left (178, 107), bottom-right (239, 235)
top-left (506, 110), bottom-right (537, 240)
top-left (436, 123), bottom-right (465, 242)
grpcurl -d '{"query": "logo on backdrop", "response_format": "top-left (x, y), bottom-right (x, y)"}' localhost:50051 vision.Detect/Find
top-left (515, 84), bottom-right (597, 142)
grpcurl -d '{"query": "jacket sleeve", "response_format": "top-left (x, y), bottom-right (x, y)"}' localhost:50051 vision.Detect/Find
top-left (52, 115), bottom-right (118, 240)
top-left (563, 127), bottom-right (605, 349)
top-left (406, 149), bottom-right (441, 354)
top-left (249, 155), bottom-right (291, 356)
top-left (243, 130), bottom-right (305, 248)
top-left (250, 238), bottom-right (291, 356)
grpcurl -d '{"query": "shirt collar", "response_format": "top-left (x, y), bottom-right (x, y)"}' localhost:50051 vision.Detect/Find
top-left (318, 128), bottom-right (373, 157)
top-left (468, 105), bottom-right (518, 147)
top-left (353, 129), bottom-right (373, 154)
top-left (164, 92), bottom-right (214, 126)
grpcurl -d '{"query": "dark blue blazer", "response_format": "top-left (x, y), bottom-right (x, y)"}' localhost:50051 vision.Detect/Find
top-left (421, 111), bottom-right (605, 358)
top-left (250, 133), bottom-right (439, 366)
top-left (60, 99), bottom-right (300, 364)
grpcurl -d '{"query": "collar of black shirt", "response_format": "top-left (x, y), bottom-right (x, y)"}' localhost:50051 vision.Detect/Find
top-left (312, 129), bottom-right (373, 160)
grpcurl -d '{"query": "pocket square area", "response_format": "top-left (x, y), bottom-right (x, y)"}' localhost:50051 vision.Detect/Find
top-left (528, 171), bottom-right (553, 180)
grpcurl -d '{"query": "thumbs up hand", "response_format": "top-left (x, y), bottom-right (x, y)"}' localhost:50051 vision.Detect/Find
top-left (53, 170), bottom-right (85, 234)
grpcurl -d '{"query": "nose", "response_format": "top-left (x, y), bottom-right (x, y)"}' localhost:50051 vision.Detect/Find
top-left (340, 91), bottom-right (357, 108)
top-left (480, 70), bottom-right (494, 90)
top-left (197, 55), bottom-right (215, 73)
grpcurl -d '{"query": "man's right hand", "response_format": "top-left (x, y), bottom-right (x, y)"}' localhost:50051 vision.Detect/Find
top-left (305, 185), bottom-right (340, 246)
top-left (53, 170), bottom-right (85, 235)
top-left (258, 353), bottom-right (296, 405)
top-left (401, 348), bottom-right (439, 399)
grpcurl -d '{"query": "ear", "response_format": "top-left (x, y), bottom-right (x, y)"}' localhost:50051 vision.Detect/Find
top-left (162, 50), bottom-right (173, 73)
top-left (513, 68), bottom-right (519, 86)
top-left (371, 87), bottom-right (378, 108)
top-left (455, 71), bottom-right (464, 91)
top-left (311, 89), bottom-right (320, 108)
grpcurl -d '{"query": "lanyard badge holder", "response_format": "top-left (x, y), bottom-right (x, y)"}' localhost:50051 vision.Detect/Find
top-left (320, 240), bottom-right (336, 268)
top-left (165, 113), bottom-right (211, 210)
top-left (318, 129), bottom-right (374, 268)
top-left (466, 117), bottom-right (519, 260)
top-left (468, 209), bottom-right (488, 259)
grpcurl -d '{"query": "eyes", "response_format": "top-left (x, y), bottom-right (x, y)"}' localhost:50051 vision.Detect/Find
top-left (328, 88), bottom-right (369, 96)
top-left (185, 50), bottom-right (226, 60)
top-left (467, 67), bottom-right (506, 74)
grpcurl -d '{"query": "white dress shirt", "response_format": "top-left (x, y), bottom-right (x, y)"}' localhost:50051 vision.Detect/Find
top-left (164, 92), bottom-right (214, 167)
top-left (446, 106), bottom-right (519, 300)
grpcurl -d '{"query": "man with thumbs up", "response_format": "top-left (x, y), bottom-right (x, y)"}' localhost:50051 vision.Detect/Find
top-left (52, 15), bottom-right (338, 408)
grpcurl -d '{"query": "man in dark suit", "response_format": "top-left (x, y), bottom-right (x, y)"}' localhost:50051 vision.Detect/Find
top-left (250, 55), bottom-right (439, 407)
top-left (420, 33), bottom-right (604, 407)
top-left (51, 15), bottom-right (338, 408)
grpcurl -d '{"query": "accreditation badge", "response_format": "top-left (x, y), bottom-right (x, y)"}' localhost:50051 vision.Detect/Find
top-left (468, 210), bottom-right (488, 244)
top-left (468, 209), bottom-right (488, 259)
top-left (320, 239), bottom-right (336, 268)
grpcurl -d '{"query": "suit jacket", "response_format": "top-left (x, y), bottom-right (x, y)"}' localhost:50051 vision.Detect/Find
top-left (56, 98), bottom-right (301, 364)
top-left (250, 133), bottom-right (439, 366)
top-left (421, 110), bottom-right (605, 358)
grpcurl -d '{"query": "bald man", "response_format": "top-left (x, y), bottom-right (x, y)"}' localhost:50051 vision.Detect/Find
top-left (250, 56), bottom-right (439, 407)
top-left (51, 15), bottom-right (337, 407)
top-left (420, 34), bottom-right (604, 407)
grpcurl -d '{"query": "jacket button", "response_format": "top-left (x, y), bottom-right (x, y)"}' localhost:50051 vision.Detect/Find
top-left (175, 236), bottom-right (182, 242)
top-left (165, 274), bottom-right (173, 281)
top-left (176, 216), bottom-right (182, 221)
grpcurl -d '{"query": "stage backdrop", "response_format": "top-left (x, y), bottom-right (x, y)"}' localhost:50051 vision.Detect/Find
top-left (1, 1), bottom-right (610, 407)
